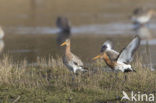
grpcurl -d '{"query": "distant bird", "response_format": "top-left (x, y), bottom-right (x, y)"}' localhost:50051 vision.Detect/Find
top-left (93, 36), bottom-right (141, 72)
top-left (131, 8), bottom-right (156, 26)
top-left (60, 39), bottom-right (87, 73)
top-left (56, 16), bottom-right (71, 45)
top-left (0, 27), bottom-right (4, 39)
top-left (56, 16), bottom-right (71, 33)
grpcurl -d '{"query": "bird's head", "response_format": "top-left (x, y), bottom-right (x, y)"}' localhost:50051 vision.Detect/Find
top-left (93, 40), bottom-right (112, 60)
top-left (60, 39), bottom-right (70, 47)
top-left (100, 40), bottom-right (112, 52)
top-left (133, 7), bottom-right (143, 15)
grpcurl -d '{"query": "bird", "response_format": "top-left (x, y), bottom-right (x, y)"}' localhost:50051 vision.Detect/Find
top-left (56, 16), bottom-right (71, 45)
top-left (0, 27), bottom-right (4, 39)
top-left (60, 39), bottom-right (87, 73)
top-left (131, 8), bottom-right (156, 26)
top-left (93, 36), bottom-right (141, 72)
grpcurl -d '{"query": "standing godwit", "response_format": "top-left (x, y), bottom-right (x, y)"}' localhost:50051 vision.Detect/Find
top-left (56, 17), bottom-right (71, 45)
top-left (60, 39), bottom-right (87, 73)
top-left (132, 8), bottom-right (156, 26)
top-left (93, 36), bottom-right (141, 72)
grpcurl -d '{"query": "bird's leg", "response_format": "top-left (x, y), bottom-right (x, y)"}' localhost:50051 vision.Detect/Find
top-left (71, 72), bottom-right (75, 82)
top-left (122, 74), bottom-right (127, 85)
top-left (71, 72), bottom-right (76, 88)
top-left (146, 40), bottom-right (153, 70)
top-left (71, 73), bottom-right (75, 81)
top-left (114, 72), bottom-right (119, 82)
top-left (70, 68), bottom-right (76, 85)
top-left (124, 74), bottom-right (127, 81)
top-left (112, 72), bottom-right (120, 89)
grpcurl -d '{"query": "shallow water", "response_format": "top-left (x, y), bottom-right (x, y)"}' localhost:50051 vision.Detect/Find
top-left (0, 0), bottom-right (156, 69)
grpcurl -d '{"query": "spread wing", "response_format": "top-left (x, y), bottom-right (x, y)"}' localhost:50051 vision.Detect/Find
top-left (117, 36), bottom-right (141, 64)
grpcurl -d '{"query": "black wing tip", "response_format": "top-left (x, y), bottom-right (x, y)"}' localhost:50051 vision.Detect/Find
top-left (124, 69), bottom-right (132, 73)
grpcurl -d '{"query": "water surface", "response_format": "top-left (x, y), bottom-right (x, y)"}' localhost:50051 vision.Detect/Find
top-left (0, 0), bottom-right (156, 68)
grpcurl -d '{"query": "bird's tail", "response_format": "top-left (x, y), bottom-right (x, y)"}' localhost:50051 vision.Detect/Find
top-left (83, 67), bottom-right (89, 72)
top-left (124, 68), bottom-right (136, 73)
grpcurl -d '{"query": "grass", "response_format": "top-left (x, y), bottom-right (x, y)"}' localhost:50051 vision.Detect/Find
top-left (0, 55), bottom-right (155, 103)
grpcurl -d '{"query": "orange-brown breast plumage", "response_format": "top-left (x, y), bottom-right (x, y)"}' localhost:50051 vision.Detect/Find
top-left (103, 52), bottom-right (116, 69)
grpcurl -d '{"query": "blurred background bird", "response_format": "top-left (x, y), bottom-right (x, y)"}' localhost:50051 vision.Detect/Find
top-left (56, 16), bottom-right (71, 45)
top-left (131, 8), bottom-right (156, 28)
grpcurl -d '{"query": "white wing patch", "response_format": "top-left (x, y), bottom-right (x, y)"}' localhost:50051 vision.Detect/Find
top-left (117, 36), bottom-right (140, 64)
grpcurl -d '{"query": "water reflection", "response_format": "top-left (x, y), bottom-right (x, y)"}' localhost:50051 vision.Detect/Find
top-left (0, 0), bottom-right (156, 68)
top-left (29, 0), bottom-right (44, 27)
top-left (134, 26), bottom-right (152, 40)
top-left (133, 25), bottom-right (156, 70)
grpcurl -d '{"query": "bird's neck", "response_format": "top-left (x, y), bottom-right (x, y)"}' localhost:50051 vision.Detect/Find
top-left (65, 44), bottom-right (71, 55)
top-left (103, 52), bottom-right (116, 68)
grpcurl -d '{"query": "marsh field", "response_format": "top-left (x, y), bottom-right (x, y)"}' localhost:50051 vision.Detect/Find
top-left (0, 0), bottom-right (156, 103)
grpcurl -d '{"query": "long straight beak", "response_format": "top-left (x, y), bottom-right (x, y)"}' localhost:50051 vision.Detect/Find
top-left (92, 54), bottom-right (101, 60)
top-left (60, 41), bottom-right (67, 46)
